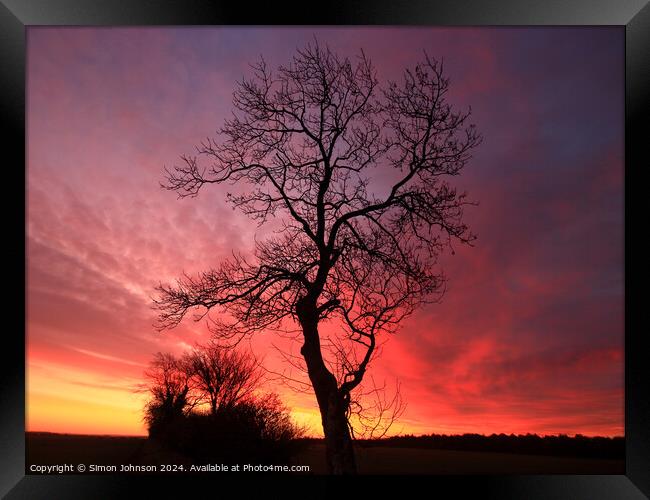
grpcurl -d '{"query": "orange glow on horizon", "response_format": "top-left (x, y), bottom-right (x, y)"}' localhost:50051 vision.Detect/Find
top-left (26, 354), bottom-right (623, 438)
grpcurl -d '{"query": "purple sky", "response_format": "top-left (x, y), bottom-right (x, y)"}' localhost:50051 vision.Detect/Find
top-left (27, 27), bottom-right (624, 436)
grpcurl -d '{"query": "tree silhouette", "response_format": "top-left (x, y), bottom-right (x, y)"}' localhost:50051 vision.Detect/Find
top-left (155, 40), bottom-right (481, 474)
top-left (143, 352), bottom-right (194, 438)
top-left (187, 341), bottom-right (262, 415)
top-left (141, 346), bottom-right (304, 463)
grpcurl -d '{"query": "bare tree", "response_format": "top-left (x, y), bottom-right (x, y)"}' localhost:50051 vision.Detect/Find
top-left (140, 347), bottom-right (304, 462)
top-left (143, 352), bottom-right (195, 436)
top-left (186, 342), bottom-right (263, 415)
top-left (154, 40), bottom-right (481, 474)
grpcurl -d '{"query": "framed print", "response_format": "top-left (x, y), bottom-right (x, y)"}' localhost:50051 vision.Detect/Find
top-left (2, 0), bottom-right (648, 498)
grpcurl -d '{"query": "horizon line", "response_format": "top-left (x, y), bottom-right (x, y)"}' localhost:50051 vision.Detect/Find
top-left (26, 430), bottom-right (625, 439)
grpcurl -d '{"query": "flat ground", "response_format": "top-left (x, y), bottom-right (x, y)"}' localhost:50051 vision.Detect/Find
top-left (295, 443), bottom-right (624, 474)
top-left (26, 433), bottom-right (189, 470)
top-left (26, 433), bottom-right (624, 474)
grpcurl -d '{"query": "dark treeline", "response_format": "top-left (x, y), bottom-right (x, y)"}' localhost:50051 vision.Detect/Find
top-left (299, 433), bottom-right (624, 459)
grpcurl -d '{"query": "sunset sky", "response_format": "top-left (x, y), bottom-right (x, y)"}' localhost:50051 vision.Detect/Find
top-left (26, 27), bottom-right (624, 437)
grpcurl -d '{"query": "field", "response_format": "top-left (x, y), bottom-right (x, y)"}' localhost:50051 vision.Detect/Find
top-left (26, 433), bottom-right (624, 474)
top-left (296, 443), bottom-right (624, 474)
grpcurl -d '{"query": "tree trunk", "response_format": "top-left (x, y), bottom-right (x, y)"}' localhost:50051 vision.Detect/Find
top-left (297, 299), bottom-right (357, 475)
top-left (323, 391), bottom-right (356, 474)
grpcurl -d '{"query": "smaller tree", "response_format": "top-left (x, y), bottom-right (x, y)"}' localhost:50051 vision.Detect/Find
top-left (140, 345), bottom-right (304, 463)
top-left (143, 352), bottom-right (194, 438)
top-left (186, 341), bottom-right (262, 415)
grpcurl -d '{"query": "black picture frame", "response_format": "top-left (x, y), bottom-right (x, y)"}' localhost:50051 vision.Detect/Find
top-left (2, 1), bottom-right (648, 497)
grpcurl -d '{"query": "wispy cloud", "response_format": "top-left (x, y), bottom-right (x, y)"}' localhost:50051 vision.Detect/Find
top-left (69, 347), bottom-right (147, 367)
